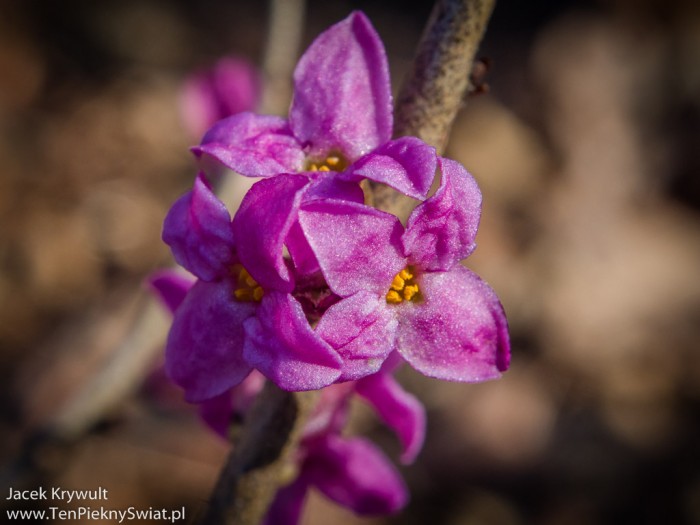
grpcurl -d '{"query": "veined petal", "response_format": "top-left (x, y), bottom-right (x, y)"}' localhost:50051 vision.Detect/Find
top-left (166, 280), bottom-right (255, 402)
top-left (162, 173), bottom-right (236, 282)
top-left (356, 372), bottom-right (426, 464)
top-left (403, 157), bottom-right (482, 271)
top-left (316, 291), bottom-right (397, 381)
top-left (193, 112), bottom-right (305, 176)
top-left (233, 174), bottom-right (310, 292)
top-left (243, 292), bottom-right (342, 391)
top-left (396, 266), bottom-right (510, 382)
top-left (298, 199), bottom-right (405, 297)
top-left (347, 137), bottom-right (437, 200)
top-left (289, 11), bottom-right (392, 160)
top-left (147, 270), bottom-right (195, 314)
top-left (304, 435), bottom-right (408, 515)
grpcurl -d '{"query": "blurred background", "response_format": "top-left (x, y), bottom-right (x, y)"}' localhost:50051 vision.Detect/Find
top-left (1, 0), bottom-right (699, 523)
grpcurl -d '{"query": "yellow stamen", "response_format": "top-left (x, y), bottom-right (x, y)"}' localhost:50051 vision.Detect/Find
top-left (386, 290), bottom-right (403, 304)
top-left (390, 274), bottom-right (405, 291)
top-left (386, 266), bottom-right (420, 304)
top-left (399, 268), bottom-right (413, 281)
top-left (232, 265), bottom-right (264, 302)
top-left (403, 284), bottom-right (419, 301)
top-left (305, 153), bottom-right (348, 173)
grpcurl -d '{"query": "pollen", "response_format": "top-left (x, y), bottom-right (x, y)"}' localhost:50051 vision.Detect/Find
top-left (306, 152), bottom-right (348, 172)
top-left (386, 266), bottom-right (420, 304)
top-left (232, 265), bottom-right (264, 303)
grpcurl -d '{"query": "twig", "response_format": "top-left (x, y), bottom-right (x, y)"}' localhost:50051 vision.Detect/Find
top-left (395, 0), bottom-right (496, 151)
top-left (199, 384), bottom-right (316, 525)
top-left (370, 0), bottom-right (496, 214)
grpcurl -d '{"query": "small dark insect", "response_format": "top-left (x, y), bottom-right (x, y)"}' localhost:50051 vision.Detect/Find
top-left (468, 57), bottom-right (491, 97)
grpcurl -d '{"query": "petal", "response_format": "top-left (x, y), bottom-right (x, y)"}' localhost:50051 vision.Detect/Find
top-left (198, 371), bottom-right (266, 439)
top-left (403, 157), bottom-right (482, 271)
top-left (303, 383), bottom-right (355, 439)
top-left (289, 12), bottom-right (392, 160)
top-left (262, 477), bottom-right (310, 525)
top-left (243, 292), bottom-right (342, 391)
top-left (298, 199), bottom-right (405, 297)
top-left (165, 279), bottom-right (255, 402)
top-left (233, 174), bottom-right (310, 292)
top-left (315, 291), bottom-right (397, 381)
top-left (355, 372), bottom-right (426, 464)
top-left (286, 174), bottom-right (365, 277)
top-left (193, 112), bottom-right (305, 177)
top-left (396, 266), bottom-right (510, 382)
top-left (180, 56), bottom-right (260, 139)
top-left (162, 173), bottom-right (236, 281)
top-left (347, 137), bottom-right (437, 200)
top-left (198, 390), bottom-right (233, 439)
top-left (147, 270), bottom-right (195, 314)
top-left (304, 435), bottom-right (408, 515)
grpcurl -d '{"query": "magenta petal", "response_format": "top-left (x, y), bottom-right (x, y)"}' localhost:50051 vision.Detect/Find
top-left (304, 435), bottom-right (408, 515)
top-left (162, 173), bottom-right (236, 281)
top-left (286, 175), bottom-right (365, 277)
top-left (166, 280), bottom-right (255, 402)
top-left (243, 292), bottom-right (342, 391)
top-left (403, 157), bottom-right (482, 271)
top-left (289, 12), bottom-right (392, 160)
top-left (180, 56), bottom-right (260, 139)
top-left (316, 292), bottom-right (397, 381)
top-left (298, 199), bottom-right (405, 297)
top-left (198, 390), bottom-right (234, 439)
top-left (348, 137), bottom-right (437, 200)
top-left (356, 372), bottom-right (426, 464)
top-left (147, 270), bottom-right (195, 314)
top-left (396, 266), bottom-right (510, 382)
top-left (233, 174), bottom-right (310, 292)
top-left (193, 112), bottom-right (304, 176)
top-left (263, 477), bottom-right (310, 525)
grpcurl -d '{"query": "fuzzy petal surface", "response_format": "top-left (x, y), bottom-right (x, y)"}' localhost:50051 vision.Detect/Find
top-left (304, 435), bottom-right (408, 515)
top-left (286, 174), bottom-right (364, 277)
top-left (193, 112), bottom-right (304, 176)
top-left (165, 280), bottom-right (255, 402)
top-left (356, 372), bottom-right (426, 464)
top-left (316, 291), bottom-right (397, 381)
top-left (243, 292), bottom-right (342, 391)
top-left (299, 199), bottom-right (405, 297)
top-left (347, 137), bottom-right (436, 200)
top-left (289, 12), bottom-right (392, 160)
top-left (147, 270), bottom-right (194, 314)
top-left (403, 157), bottom-right (482, 271)
top-left (162, 173), bottom-right (236, 282)
top-left (233, 174), bottom-right (309, 292)
top-left (396, 265), bottom-right (510, 382)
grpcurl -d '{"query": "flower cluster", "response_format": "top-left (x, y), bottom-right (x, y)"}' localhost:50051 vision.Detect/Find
top-left (152, 10), bottom-right (510, 524)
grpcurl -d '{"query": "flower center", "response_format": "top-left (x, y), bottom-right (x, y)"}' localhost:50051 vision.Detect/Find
top-left (232, 265), bottom-right (264, 302)
top-left (306, 152), bottom-right (348, 172)
top-left (386, 267), bottom-right (420, 304)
